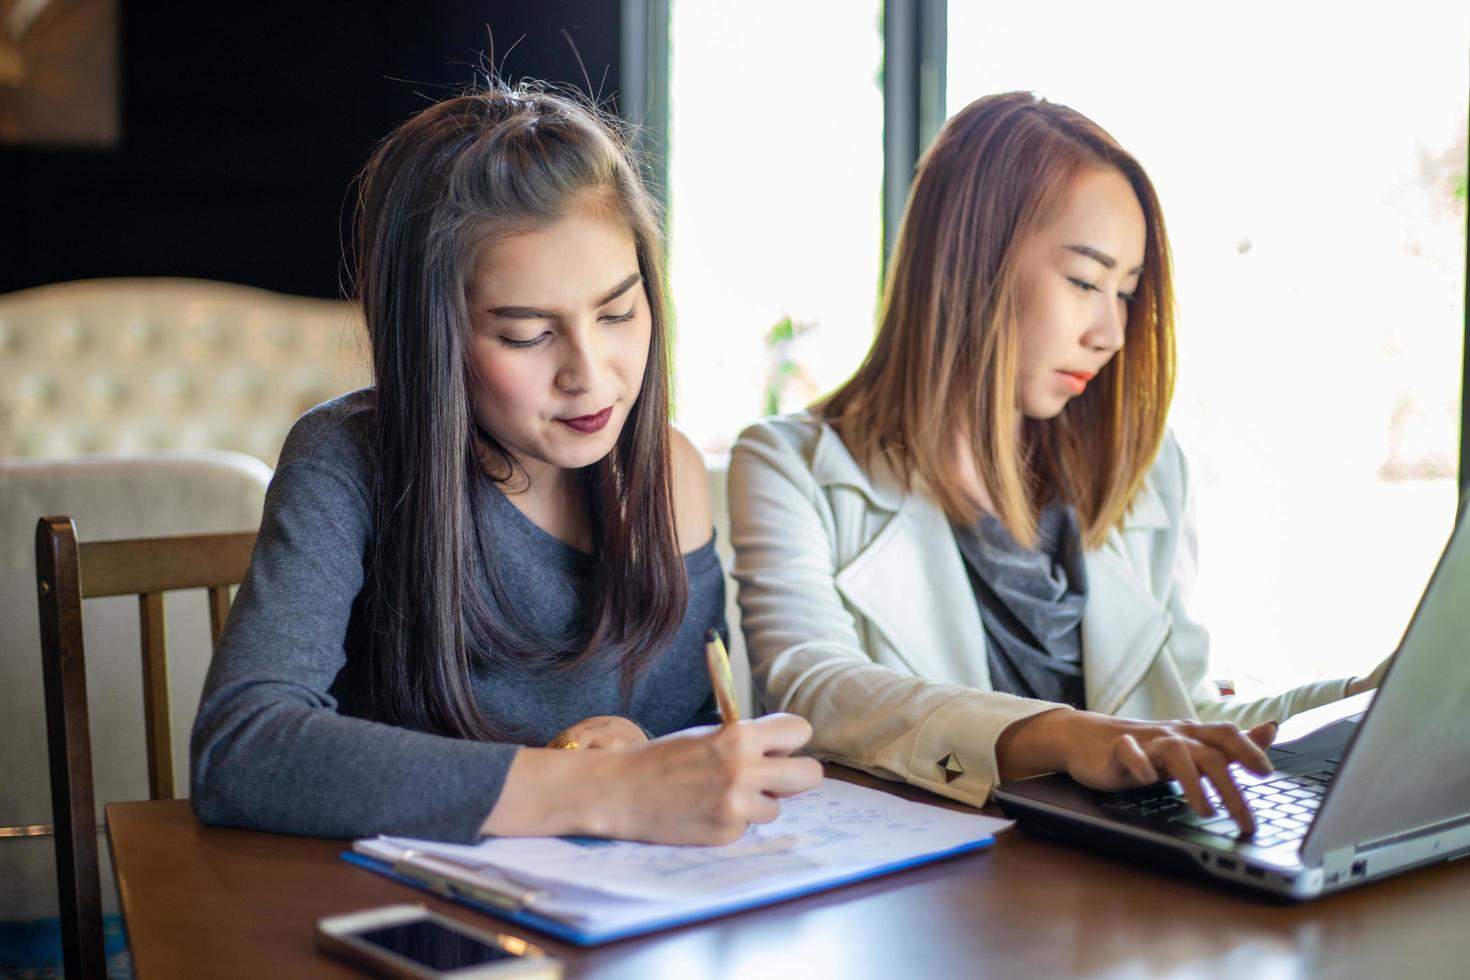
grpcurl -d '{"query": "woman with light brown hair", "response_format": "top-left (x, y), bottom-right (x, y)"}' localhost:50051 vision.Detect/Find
top-left (729, 92), bottom-right (1384, 834)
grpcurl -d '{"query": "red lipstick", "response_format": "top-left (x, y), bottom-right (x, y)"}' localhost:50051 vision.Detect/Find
top-left (558, 406), bottom-right (613, 434)
top-left (1057, 370), bottom-right (1094, 395)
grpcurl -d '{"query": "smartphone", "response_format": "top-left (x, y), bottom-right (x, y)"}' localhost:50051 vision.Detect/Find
top-left (316, 904), bottom-right (561, 979)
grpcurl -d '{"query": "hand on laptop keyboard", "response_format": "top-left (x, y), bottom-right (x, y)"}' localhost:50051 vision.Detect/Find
top-left (998, 710), bottom-right (1278, 835)
top-left (1102, 767), bottom-right (1331, 847)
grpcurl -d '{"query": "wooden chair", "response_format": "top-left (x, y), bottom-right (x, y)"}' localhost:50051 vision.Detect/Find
top-left (34, 516), bottom-right (257, 980)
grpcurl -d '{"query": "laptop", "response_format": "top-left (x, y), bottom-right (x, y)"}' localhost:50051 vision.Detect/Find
top-left (994, 510), bottom-right (1470, 899)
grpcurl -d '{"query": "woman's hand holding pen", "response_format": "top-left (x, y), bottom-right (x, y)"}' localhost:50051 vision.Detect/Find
top-left (997, 710), bottom-right (1278, 834)
top-left (482, 714), bottom-right (823, 844)
top-left (486, 630), bottom-right (820, 843)
top-left (600, 714), bottom-right (824, 845)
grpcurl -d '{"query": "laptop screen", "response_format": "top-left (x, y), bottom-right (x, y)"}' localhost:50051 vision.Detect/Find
top-left (1303, 513), bottom-right (1470, 862)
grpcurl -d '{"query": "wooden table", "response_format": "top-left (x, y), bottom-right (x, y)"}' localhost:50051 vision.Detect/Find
top-left (108, 768), bottom-right (1470, 979)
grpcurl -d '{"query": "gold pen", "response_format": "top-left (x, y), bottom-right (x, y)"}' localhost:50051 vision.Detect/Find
top-left (704, 628), bottom-right (741, 725)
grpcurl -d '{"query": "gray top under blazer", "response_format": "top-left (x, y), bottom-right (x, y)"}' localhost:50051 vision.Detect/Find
top-left (951, 502), bottom-right (1088, 710)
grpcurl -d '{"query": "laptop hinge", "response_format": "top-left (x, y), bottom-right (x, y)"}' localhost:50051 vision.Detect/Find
top-left (1321, 845), bottom-right (1356, 882)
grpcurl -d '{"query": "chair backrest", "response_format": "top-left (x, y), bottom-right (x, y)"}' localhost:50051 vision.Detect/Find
top-left (34, 517), bottom-right (256, 980)
top-left (1, 451), bottom-right (271, 937)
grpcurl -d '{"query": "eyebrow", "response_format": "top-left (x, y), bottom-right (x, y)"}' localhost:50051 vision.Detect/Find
top-left (488, 272), bottom-right (643, 320)
top-left (1063, 244), bottom-right (1145, 276)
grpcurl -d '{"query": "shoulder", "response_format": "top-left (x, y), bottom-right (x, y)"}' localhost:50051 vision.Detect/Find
top-left (732, 412), bottom-right (828, 463)
top-left (272, 388), bottom-right (377, 504)
top-left (1144, 428), bottom-right (1189, 506)
top-left (278, 388), bottom-right (375, 466)
top-left (729, 413), bottom-right (834, 493)
top-left (730, 412), bottom-right (899, 508)
top-left (249, 391), bottom-right (376, 567)
top-left (1118, 428), bottom-right (1189, 534)
top-left (669, 426), bottom-right (713, 553)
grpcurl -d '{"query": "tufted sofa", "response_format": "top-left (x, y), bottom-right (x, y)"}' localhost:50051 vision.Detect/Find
top-left (0, 277), bottom-right (371, 464)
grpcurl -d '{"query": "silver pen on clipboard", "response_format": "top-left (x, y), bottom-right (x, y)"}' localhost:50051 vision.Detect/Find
top-left (392, 849), bottom-right (547, 911)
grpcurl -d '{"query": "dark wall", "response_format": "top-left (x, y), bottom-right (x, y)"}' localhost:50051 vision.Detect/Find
top-left (0, 1), bottom-right (622, 298)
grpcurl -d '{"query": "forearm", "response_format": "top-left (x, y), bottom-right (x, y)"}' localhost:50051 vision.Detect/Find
top-left (1191, 675), bottom-right (1353, 728)
top-left (480, 747), bottom-right (629, 838)
top-left (758, 646), bottom-right (958, 764)
top-left (994, 706), bottom-right (1078, 781)
top-left (759, 644), bottom-right (1062, 806)
top-left (192, 691), bottom-right (515, 842)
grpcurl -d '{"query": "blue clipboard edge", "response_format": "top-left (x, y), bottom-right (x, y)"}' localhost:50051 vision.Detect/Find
top-left (340, 833), bottom-right (995, 946)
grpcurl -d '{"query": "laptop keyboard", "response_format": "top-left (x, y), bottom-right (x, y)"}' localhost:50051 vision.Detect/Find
top-left (1100, 767), bottom-right (1335, 848)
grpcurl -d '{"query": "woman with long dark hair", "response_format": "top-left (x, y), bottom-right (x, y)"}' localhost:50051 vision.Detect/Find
top-left (729, 92), bottom-right (1388, 834)
top-left (191, 84), bottom-right (820, 844)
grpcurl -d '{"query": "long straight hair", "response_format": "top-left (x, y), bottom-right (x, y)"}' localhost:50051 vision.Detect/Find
top-left (822, 91), bottom-right (1176, 549)
top-left (351, 84), bottom-right (685, 740)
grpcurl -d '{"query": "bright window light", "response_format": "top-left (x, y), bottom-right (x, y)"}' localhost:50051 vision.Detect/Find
top-left (667, 0), bottom-right (885, 453)
top-left (949, 1), bottom-right (1469, 696)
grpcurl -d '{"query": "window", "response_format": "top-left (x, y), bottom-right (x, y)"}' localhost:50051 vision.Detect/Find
top-left (666, 1), bottom-right (885, 452)
top-left (948, 1), bottom-right (1469, 695)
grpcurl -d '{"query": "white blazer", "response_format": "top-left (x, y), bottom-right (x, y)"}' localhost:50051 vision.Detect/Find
top-left (728, 413), bottom-right (1352, 809)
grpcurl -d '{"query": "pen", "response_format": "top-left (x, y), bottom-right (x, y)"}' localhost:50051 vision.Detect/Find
top-left (393, 851), bottom-right (545, 911)
top-left (704, 628), bottom-right (741, 725)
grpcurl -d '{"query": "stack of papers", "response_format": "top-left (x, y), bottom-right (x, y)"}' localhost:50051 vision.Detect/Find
top-left (349, 778), bottom-right (1010, 943)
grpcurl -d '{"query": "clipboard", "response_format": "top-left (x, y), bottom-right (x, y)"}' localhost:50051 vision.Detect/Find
top-left (342, 835), bottom-right (994, 945)
top-left (340, 778), bottom-right (1008, 946)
